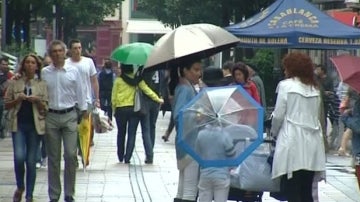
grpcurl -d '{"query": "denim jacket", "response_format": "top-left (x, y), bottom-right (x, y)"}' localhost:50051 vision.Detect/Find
top-left (173, 78), bottom-right (197, 169)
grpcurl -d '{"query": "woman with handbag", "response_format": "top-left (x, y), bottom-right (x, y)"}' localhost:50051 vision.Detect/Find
top-left (270, 52), bottom-right (326, 202)
top-left (111, 64), bottom-right (163, 164)
top-left (6, 54), bottom-right (48, 202)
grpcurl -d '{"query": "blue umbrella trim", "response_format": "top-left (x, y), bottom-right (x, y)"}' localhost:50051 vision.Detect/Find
top-left (177, 86), bottom-right (264, 168)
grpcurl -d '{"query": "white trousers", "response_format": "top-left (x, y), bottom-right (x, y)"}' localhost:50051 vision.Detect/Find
top-left (176, 160), bottom-right (199, 200)
top-left (198, 176), bottom-right (230, 202)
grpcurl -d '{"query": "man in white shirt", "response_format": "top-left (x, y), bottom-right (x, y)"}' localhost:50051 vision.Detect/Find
top-left (42, 40), bottom-right (88, 202)
top-left (66, 39), bottom-right (99, 147)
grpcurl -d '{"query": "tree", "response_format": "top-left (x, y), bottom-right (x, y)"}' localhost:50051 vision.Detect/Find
top-left (243, 49), bottom-right (277, 106)
top-left (5, 0), bottom-right (34, 48)
top-left (37, 0), bottom-right (122, 43)
top-left (138, 0), bottom-right (275, 61)
top-left (138, 0), bottom-right (275, 28)
top-left (3, 0), bottom-right (122, 50)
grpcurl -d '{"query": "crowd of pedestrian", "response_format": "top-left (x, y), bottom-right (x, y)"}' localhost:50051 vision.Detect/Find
top-left (2, 37), bottom-right (358, 202)
top-left (1, 39), bottom-right (101, 202)
top-left (167, 51), bottom-right (353, 202)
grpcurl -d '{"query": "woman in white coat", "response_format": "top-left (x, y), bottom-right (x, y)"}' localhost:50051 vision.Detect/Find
top-left (271, 52), bottom-right (326, 202)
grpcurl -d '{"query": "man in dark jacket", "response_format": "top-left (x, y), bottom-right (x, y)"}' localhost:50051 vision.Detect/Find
top-left (141, 69), bottom-right (166, 163)
top-left (98, 59), bottom-right (114, 126)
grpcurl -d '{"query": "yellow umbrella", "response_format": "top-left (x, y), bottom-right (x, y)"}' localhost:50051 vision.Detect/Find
top-left (78, 114), bottom-right (92, 170)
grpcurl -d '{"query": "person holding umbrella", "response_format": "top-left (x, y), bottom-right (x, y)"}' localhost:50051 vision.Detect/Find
top-left (110, 42), bottom-right (164, 164)
top-left (111, 64), bottom-right (163, 164)
top-left (173, 59), bottom-right (202, 202)
top-left (141, 23), bottom-right (239, 202)
top-left (342, 91), bottom-right (360, 188)
top-left (195, 67), bottom-right (236, 202)
top-left (162, 68), bottom-right (179, 142)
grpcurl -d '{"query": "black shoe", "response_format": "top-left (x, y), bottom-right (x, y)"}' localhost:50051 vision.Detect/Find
top-left (118, 156), bottom-right (123, 163)
top-left (64, 196), bottom-right (74, 202)
top-left (49, 200), bottom-right (58, 202)
top-left (124, 159), bottom-right (130, 164)
top-left (161, 135), bottom-right (169, 142)
top-left (173, 198), bottom-right (182, 202)
top-left (145, 158), bottom-right (153, 164)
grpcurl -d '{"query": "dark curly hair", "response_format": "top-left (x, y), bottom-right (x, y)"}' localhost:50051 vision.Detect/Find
top-left (282, 52), bottom-right (318, 88)
top-left (18, 54), bottom-right (43, 80)
top-left (231, 61), bottom-right (249, 82)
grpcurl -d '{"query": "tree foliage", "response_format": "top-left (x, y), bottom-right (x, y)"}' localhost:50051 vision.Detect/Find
top-left (38, 0), bottom-right (122, 42)
top-left (4, 0), bottom-right (122, 49)
top-left (138, 0), bottom-right (275, 28)
top-left (243, 49), bottom-right (277, 106)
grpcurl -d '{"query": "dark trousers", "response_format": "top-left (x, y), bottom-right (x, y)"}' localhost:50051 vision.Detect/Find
top-left (0, 99), bottom-right (4, 138)
top-left (114, 106), bottom-right (142, 162)
top-left (147, 101), bottom-right (160, 147)
top-left (282, 170), bottom-right (315, 202)
top-left (166, 111), bottom-right (175, 134)
top-left (100, 94), bottom-right (112, 121)
top-left (128, 112), bottom-right (153, 161)
top-left (36, 135), bottom-right (47, 163)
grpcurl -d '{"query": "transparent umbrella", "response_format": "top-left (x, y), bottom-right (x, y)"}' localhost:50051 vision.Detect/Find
top-left (177, 86), bottom-right (264, 168)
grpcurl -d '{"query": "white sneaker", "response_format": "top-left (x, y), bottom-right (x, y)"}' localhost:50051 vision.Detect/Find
top-left (36, 163), bottom-right (41, 169)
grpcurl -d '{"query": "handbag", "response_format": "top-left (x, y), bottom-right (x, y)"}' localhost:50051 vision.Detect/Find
top-left (342, 98), bottom-right (360, 134)
top-left (342, 114), bottom-right (360, 134)
top-left (134, 86), bottom-right (147, 115)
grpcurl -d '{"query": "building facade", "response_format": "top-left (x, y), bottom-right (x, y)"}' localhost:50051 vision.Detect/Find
top-left (121, 0), bottom-right (171, 44)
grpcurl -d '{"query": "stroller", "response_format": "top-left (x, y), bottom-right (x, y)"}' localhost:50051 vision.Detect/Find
top-left (227, 119), bottom-right (274, 202)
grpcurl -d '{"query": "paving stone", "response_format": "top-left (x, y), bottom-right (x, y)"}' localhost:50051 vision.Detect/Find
top-left (0, 113), bottom-right (358, 201)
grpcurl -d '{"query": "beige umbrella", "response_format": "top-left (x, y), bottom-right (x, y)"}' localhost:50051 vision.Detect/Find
top-left (144, 23), bottom-right (239, 70)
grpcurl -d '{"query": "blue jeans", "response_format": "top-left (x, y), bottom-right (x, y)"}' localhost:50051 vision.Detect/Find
top-left (114, 106), bottom-right (153, 162)
top-left (125, 112), bottom-right (153, 161)
top-left (12, 123), bottom-right (40, 199)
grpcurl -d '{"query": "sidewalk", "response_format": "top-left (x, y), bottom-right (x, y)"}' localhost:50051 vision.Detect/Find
top-left (0, 113), bottom-right (359, 202)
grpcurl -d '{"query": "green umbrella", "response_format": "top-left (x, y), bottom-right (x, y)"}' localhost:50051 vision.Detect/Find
top-left (110, 42), bottom-right (154, 65)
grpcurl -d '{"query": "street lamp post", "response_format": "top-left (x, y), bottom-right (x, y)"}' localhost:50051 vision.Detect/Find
top-left (1, 0), bottom-right (7, 50)
top-left (52, 4), bottom-right (56, 40)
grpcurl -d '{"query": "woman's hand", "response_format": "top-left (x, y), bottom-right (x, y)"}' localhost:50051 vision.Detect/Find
top-left (17, 93), bottom-right (27, 102)
top-left (26, 95), bottom-right (41, 103)
top-left (158, 98), bottom-right (164, 104)
top-left (11, 73), bottom-right (22, 80)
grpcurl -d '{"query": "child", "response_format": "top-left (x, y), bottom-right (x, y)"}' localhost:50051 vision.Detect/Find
top-left (195, 124), bottom-right (235, 202)
top-left (195, 67), bottom-right (236, 202)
